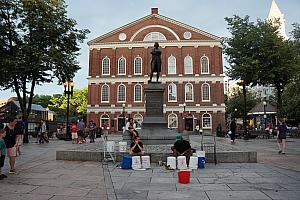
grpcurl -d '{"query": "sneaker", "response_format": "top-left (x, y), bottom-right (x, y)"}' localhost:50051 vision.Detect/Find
top-left (282, 152), bottom-right (286, 154)
top-left (0, 174), bottom-right (7, 178)
top-left (9, 169), bottom-right (15, 174)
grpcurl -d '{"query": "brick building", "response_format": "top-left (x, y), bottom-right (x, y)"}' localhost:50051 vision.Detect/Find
top-left (87, 8), bottom-right (226, 134)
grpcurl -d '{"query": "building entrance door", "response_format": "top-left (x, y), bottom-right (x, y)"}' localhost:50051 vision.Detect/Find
top-left (117, 117), bottom-right (125, 132)
top-left (185, 115), bottom-right (194, 131)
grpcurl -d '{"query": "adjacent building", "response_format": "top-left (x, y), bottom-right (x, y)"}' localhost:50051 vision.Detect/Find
top-left (87, 8), bottom-right (226, 134)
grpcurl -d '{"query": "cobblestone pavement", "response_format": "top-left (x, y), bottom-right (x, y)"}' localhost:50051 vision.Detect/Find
top-left (1, 136), bottom-right (300, 200)
top-left (0, 138), bottom-right (107, 200)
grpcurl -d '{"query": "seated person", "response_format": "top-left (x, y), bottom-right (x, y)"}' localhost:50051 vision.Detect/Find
top-left (171, 134), bottom-right (195, 164)
top-left (125, 118), bottom-right (139, 139)
top-left (129, 136), bottom-right (144, 156)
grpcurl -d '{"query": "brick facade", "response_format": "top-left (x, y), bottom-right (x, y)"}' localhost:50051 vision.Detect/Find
top-left (87, 8), bottom-right (226, 134)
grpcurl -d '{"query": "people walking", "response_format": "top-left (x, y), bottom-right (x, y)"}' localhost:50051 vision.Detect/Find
top-left (77, 118), bottom-right (85, 144)
top-left (88, 120), bottom-right (96, 143)
top-left (15, 117), bottom-right (25, 155)
top-left (0, 125), bottom-right (7, 180)
top-left (277, 120), bottom-right (287, 154)
top-left (39, 120), bottom-right (48, 144)
top-left (70, 119), bottom-right (78, 144)
top-left (4, 117), bottom-right (17, 174)
top-left (230, 119), bottom-right (237, 143)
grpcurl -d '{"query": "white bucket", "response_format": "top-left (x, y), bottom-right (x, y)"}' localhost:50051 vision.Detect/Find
top-left (106, 141), bottom-right (115, 152)
top-left (118, 141), bottom-right (127, 152)
top-left (189, 156), bottom-right (198, 170)
top-left (177, 156), bottom-right (187, 170)
top-left (132, 156), bottom-right (142, 170)
top-left (141, 156), bottom-right (151, 169)
top-left (167, 156), bottom-right (176, 169)
top-left (196, 151), bottom-right (205, 158)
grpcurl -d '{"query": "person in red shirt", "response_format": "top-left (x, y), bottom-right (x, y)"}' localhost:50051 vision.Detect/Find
top-left (70, 119), bottom-right (78, 144)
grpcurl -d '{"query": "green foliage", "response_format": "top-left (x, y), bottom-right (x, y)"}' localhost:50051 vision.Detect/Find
top-left (226, 88), bottom-right (257, 119)
top-left (224, 15), bottom-right (300, 117)
top-left (0, 0), bottom-right (89, 125)
top-left (48, 87), bottom-right (87, 119)
top-left (282, 78), bottom-right (300, 122)
top-left (32, 95), bottom-right (52, 108)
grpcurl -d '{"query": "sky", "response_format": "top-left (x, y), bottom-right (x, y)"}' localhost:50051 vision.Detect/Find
top-left (1, 0), bottom-right (299, 99)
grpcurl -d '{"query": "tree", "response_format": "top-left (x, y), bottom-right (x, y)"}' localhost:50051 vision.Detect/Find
top-left (0, 0), bottom-right (89, 142)
top-left (224, 15), bottom-right (300, 117)
top-left (226, 87), bottom-right (257, 120)
top-left (48, 87), bottom-right (88, 120)
top-left (32, 95), bottom-right (52, 109)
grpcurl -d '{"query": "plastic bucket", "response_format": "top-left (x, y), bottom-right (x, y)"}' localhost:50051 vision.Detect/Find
top-left (189, 156), bottom-right (198, 169)
top-left (198, 157), bottom-right (205, 169)
top-left (178, 171), bottom-right (190, 184)
top-left (119, 141), bottom-right (127, 152)
top-left (121, 155), bottom-right (132, 169)
top-left (106, 141), bottom-right (115, 152)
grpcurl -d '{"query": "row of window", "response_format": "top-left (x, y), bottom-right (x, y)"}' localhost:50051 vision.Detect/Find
top-left (100, 113), bottom-right (212, 129)
top-left (101, 55), bottom-right (210, 76)
top-left (100, 83), bottom-right (211, 103)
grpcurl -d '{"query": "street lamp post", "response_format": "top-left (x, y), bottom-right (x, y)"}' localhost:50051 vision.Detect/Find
top-left (239, 80), bottom-right (248, 140)
top-left (263, 100), bottom-right (267, 129)
top-left (182, 103), bottom-right (186, 131)
top-left (122, 103), bottom-right (126, 128)
top-left (64, 81), bottom-right (74, 140)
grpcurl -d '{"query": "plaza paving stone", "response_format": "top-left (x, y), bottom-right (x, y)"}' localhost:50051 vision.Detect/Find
top-left (1, 135), bottom-right (300, 200)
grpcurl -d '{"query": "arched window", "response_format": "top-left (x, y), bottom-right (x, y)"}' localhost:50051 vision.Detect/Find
top-left (101, 114), bottom-right (110, 127)
top-left (184, 55), bottom-right (193, 74)
top-left (117, 84), bottom-right (126, 102)
top-left (168, 55), bottom-right (176, 74)
top-left (101, 84), bottom-right (109, 102)
top-left (143, 32), bottom-right (167, 41)
top-left (134, 57), bottom-right (142, 75)
top-left (201, 56), bottom-right (209, 74)
top-left (102, 57), bottom-right (110, 75)
top-left (185, 83), bottom-right (194, 101)
top-left (202, 113), bottom-right (211, 128)
top-left (118, 57), bottom-right (126, 75)
top-left (168, 83), bottom-right (177, 102)
top-left (168, 113), bottom-right (178, 128)
top-left (134, 84), bottom-right (142, 102)
top-left (202, 83), bottom-right (210, 101)
top-left (133, 114), bottom-right (143, 129)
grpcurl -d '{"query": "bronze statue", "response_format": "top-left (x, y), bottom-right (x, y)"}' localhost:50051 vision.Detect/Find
top-left (149, 42), bottom-right (161, 82)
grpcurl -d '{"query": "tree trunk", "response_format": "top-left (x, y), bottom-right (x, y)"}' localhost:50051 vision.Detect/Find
top-left (276, 84), bottom-right (283, 118)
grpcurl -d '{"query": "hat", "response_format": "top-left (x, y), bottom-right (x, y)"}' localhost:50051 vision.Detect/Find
top-left (176, 134), bottom-right (183, 141)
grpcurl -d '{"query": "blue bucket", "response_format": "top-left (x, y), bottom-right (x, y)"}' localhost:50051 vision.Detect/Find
top-left (121, 155), bottom-right (132, 169)
top-left (198, 157), bottom-right (205, 168)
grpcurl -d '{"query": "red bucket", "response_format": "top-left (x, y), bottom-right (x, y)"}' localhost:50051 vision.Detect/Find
top-left (178, 171), bottom-right (190, 184)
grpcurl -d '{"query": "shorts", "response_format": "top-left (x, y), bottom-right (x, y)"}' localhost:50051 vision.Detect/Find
top-left (0, 155), bottom-right (5, 167)
top-left (277, 132), bottom-right (286, 141)
top-left (7, 147), bottom-right (17, 157)
top-left (16, 135), bottom-right (24, 146)
top-left (71, 132), bottom-right (78, 139)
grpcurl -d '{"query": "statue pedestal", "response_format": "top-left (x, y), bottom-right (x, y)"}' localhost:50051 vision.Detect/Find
top-left (138, 82), bottom-right (177, 144)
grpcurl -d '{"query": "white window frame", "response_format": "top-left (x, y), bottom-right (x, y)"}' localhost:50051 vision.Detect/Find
top-left (168, 83), bottom-right (177, 102)
top-left (184, 55), bottom-right (193, 74)
top-left (102, 56), bottom-right (110, 75)
top-left (134, 57), bottom-right (142, 75)
top-left (168, 55), bottom-right (176, 74)
top-left (143, 32), bottom-right (167, 41)
top-left (101, 84), bottom-right (109, 103)
top-left (100, 114), bottom-right (110, 127)
top-left (201, 56), bottom-right (210, 74)
top-left (118, 57), bottom-right (126, 75)
top-left (117, 84), bottom-right (126, 102)
top-left (134, 84), bottom-right (142, 102)
top-left (202, 83), bottom-right (211, 102)
top-left (185, 83), bottom-right (194, 102)
top-left (202, 113), bottom-right (212, 129)
top-left (168, 113), bottom-right (178, 129)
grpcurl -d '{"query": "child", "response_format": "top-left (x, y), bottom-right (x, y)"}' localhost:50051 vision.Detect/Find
top-left (0, 128), bottom-right (7, 180)
top-left (70, 119), bottom-right (78, 144)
